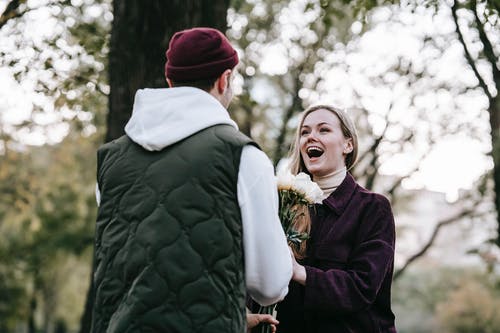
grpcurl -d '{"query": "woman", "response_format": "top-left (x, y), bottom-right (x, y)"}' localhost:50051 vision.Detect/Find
top-left (276, 105), bottom-right (397, 332)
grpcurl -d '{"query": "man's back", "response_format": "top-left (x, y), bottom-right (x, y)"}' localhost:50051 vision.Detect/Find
top-left (92, 125), bottom-right (252, 333)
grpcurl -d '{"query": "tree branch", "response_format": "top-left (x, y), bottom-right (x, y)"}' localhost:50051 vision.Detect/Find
top-left (364, 104), bottom-right (392, 190)
top-left (0, 0), bottom-right (26, 30)
top-left (393, 206), bottom-right (488, 281)
top-left (471, 0), bottom-right (500, 89)
top-left (0, 1), bottom-right (65, 31)
top-left (272, 69), bottom-right (303, 165)
top-left (386, 133), bottom-right (434, 198)
top-left (349, 88), bottom-right (377, 171)
top-left (363, 136), bottom-right (384, 190)
top-left (491, 1), bottom-right (500, 14)
top-left (451, 0), bottom-right (493, 101)
top-left (271, 16), bottom-right (334, 165)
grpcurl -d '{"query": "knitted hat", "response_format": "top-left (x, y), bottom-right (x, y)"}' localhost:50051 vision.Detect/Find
top-left (165, 27), bottom-right (239, 82)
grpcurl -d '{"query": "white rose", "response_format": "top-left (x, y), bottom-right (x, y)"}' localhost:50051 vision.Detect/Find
top-left (276, 168), bottom-right (295, 190)
top-left (306, 183), bottom-right (324, 204)
top-left (294, 172), bottom-right (323, 204)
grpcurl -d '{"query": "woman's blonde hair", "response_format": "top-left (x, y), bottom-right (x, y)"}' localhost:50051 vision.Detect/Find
top-left (287, 105), bottom-right (358, 259)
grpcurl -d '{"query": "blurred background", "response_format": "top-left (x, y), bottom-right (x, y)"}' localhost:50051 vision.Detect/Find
top-left (0, 0), bottom-right (499, 332)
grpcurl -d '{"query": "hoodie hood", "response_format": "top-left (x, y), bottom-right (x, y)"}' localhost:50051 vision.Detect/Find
top-left (124, 87), bottom-right (238, 151)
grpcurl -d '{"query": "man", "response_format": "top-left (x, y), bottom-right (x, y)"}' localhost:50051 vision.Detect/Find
top-left (91, 27), bottom-right (292, 333)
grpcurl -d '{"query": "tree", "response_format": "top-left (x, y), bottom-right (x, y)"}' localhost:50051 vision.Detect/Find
top-left (450, 0), bottom-right (500, 245)
top-left (1, 2), bottom-right (109, 331)
top-left (0, 132), bottom-right (98, 332)
top-left (388, 0), bottom-right (499, 279)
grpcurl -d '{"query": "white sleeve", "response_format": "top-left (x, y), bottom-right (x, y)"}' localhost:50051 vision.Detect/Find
top-left (238, 145), bottom-right (292, 306)
top-left (95, 183), bottom-right (101, 207)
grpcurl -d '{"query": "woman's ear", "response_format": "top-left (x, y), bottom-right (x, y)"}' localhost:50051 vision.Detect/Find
top-left (343, 139), bottom-right (353, 154)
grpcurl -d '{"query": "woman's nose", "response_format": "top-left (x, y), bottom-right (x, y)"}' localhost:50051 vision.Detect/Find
top-left (306, 131), bottom-right (318, 141)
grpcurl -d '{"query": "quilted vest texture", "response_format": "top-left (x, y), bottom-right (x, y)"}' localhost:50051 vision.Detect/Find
top-left (92, 124), bottom-right (254, 333)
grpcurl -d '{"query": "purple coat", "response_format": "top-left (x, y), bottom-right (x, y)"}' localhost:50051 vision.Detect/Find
top-left (276, 173), bottom-right (397, 333)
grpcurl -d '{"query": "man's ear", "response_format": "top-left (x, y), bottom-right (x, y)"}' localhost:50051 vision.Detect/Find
top-left (216, 69), bottom-right (232, 93)
top-left (166, 78), bottom-right (173, 88)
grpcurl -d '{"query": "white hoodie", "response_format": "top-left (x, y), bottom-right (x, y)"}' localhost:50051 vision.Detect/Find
top-left (97, 87), bottom-right (292, 306)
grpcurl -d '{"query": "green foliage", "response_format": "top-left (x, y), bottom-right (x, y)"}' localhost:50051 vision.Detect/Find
top-left (0, 132), bottom-right (99, 330)
top-left (0, 265), bottom-right (27, 331)
top-left (436, 279), bottom-right (500, 332)
top-left (0, 3), bottom-right (109, 328)
top-left (0, 0), bottom-right (110, 141)
top-left (393, 266), bottom-right (500, 333)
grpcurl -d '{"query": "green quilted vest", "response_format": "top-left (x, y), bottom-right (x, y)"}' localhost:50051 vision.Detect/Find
top-left (92, 124), bottom-right (254, 333)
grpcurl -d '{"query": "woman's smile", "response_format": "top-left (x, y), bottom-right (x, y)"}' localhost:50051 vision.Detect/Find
top-left (306, 146), bottom-right (324, 158)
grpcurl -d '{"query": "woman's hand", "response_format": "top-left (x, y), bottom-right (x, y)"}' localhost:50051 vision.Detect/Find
top-left (246, 313), bottom-right (279, 332)
top-left (289, 247), bottom-right (307, 285)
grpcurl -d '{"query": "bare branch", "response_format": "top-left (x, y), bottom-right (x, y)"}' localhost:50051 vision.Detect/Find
top-left (271, 22), bottom-right (331, 165)
top-left (451, 0), bottom-right (493, 101)
top-left (393, 206), bottom-right (489, 281)
top-left (363, 138), bottom-right (384, 190)
top-left (73, 75), bottom-right (109, 97)
top-left (490, 0), bottom-right (500, 15)
top-left (349, 87), bottom-right (377, 170)
top-left (386, 163), bottom-right (418, 198)
top-left (0, 0), bottom-right (26, 30)
top-left (0, 1), bottom-right (67, 31)
top-left (364, 103), bottom-right (393, 190)
top-left (386, 133), bottom-right (435, 198)
top-left (471, 0), bottom-right (500, 91)
top-left (272, 69), bottom-right (303, 165)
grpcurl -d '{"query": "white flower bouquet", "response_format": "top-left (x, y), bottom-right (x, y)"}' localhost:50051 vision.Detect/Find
top-left (276, 170), bottom-right (323, 252)
top-left (253, 170), bottom-right (323, 333)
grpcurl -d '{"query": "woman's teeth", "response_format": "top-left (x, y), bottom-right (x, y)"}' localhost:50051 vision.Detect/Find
top-left (307, 146), bottom-right (324, 158)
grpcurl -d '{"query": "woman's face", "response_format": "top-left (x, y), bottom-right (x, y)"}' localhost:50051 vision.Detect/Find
top-left (299, 109), bottom-right (352, 178)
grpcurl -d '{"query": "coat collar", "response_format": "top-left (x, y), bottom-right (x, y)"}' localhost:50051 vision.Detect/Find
top-left (322, 173), bottom-right (357, 215)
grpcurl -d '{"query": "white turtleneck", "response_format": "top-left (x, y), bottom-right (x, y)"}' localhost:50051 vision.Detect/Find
top-left (313, 166), bottom-right (347, 200)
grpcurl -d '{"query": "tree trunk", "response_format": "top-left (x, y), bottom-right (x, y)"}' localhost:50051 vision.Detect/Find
top-left (78, 270), bottom-right (94, 333)
top-left (106, 0), bottom-right (230, 142)
top-left (451, 0), bottom-right (500, 245)
top-left (490, 96), bottom-right (500, 246)
top-left (81, 2), bottom-right (231, 333)
top-left (272, 73), bottom-right (303, 166)
top-left (28, 295), bottom-right (36, 333)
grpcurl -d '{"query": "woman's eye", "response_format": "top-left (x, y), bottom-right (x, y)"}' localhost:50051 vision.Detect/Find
top-left (300, 130), bottom-right (310, 136)
top-left (320, 127), bottom-right (330, 133)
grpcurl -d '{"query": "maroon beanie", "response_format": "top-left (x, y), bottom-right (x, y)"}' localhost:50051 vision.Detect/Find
top-left (165, 27), bottom-right (239, 82)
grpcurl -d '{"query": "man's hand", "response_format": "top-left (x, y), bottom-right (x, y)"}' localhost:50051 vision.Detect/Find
top-left (247, 313), bottom-right (279, 333)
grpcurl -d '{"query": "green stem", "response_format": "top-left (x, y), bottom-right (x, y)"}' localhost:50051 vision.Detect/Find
top-left (256, 304), bottom-right (277, 333)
